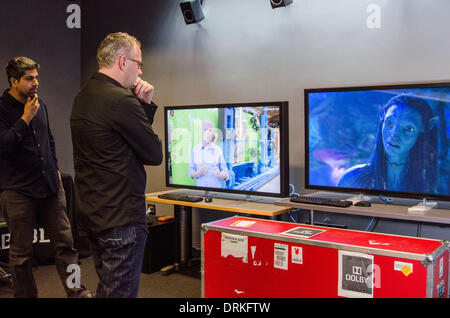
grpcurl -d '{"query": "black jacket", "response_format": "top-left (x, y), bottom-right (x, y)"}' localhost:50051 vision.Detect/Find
top-left (0, 89), bottom-right (59, 198)
top-left (70, 72), bottom-right (162, 236)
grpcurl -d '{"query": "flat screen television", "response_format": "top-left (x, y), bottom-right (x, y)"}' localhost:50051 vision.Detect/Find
top-left (164, 101), bottom-right (289, 197)
top-left (305, 83), bottom-right (450, 201)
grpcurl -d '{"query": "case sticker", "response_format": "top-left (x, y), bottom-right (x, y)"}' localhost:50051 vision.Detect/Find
top-left (221, 233), bottom-right (248, 263)
top-left (274, 243), bottom-right (288, 270)
top-left (280, 227), bottom-right (325, 238)
top-left (338, 251), bottom-right (374, 298)
top-left (291, 246), bottom-right (303, 264)
top-left (368, 240), bottom-right (390, 246)
top-left (250, 245), bottom-right (269, 267)
top-left (394, 261), bottom-right (413, 277)
top-left (230, 220), bottom-right (257, 228)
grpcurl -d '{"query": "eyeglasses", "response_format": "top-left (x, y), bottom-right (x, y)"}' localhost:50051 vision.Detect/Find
top-left (126, 57), bottom-right (144, 69)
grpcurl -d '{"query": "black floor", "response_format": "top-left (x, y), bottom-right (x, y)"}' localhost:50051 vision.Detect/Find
top-left (0, 255), bottom-right (201, 298)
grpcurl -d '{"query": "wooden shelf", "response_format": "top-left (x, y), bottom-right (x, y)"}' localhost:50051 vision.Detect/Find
top-left (146, 189), bottom-right (291, 218)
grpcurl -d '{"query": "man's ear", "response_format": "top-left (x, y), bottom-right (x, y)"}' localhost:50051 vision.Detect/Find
top-left (9, 77), bottom-right (17, 87)
top-left (118, 56), bottom-right (126, 71)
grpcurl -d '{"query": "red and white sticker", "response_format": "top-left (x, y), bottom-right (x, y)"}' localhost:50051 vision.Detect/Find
top-left (291, 246), bottom-right (303, 264)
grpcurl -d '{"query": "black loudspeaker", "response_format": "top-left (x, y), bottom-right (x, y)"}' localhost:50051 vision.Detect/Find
top-left (180, 0), bottom-right (205, 25)
top-left (141, 215), bottom-right (176, 274)
top-left (270, 0), bottom-right (293, 9)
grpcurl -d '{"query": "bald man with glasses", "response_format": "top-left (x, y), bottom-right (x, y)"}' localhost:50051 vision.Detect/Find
top-left (70, 32), bottom-right (162, 298)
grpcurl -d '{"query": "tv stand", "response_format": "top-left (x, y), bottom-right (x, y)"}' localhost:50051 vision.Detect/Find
top-left (408, 198), bottom-right (438, 213)
top-left (348, 193), bottom-right (371, 203)
top-left (187, 189), bottom-right (279, 204)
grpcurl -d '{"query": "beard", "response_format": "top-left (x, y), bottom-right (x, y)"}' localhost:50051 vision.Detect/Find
top-left (18, 85), bottom-right (38, 98)
top-left (28, 87), bottom-right (38, 96)
top-left (14, 86), bottom-right (38, 101)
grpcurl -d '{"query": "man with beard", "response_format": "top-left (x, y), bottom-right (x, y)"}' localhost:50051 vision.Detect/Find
top-left (0, 57), bottom-right (92, 298)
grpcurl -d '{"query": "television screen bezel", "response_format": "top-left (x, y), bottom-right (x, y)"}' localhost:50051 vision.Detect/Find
top-left (304, 82), bottom-right (450, 201)
top-left (164, 101), bottom-right (290, 198)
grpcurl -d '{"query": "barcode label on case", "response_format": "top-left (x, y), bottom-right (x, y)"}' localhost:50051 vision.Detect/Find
top-left (274, 243), bottom-right (288, 270)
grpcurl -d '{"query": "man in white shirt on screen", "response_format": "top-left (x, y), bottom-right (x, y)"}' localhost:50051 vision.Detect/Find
top-left (189, 119), bottom-right (229, 188)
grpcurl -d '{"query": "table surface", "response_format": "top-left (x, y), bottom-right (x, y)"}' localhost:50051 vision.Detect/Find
top-left (146, 189), bottom-right (292, 217)
top-left (275, 193), bottom-right (450, 225)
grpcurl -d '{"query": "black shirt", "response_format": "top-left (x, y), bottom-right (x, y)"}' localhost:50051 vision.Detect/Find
top-left (70, 72), bottom-right (162, 236)
top-left (0, 89), bottom-right (59, 198)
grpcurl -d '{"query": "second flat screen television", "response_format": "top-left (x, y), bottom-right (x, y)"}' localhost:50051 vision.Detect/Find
top-left (305, 83), bottom-right (450, 201)
top-left (164, 101), bottom-right (289, 197)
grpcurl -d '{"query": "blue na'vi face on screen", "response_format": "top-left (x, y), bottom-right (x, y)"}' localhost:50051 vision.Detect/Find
top-left (307, 85), bottom-right (450, 198)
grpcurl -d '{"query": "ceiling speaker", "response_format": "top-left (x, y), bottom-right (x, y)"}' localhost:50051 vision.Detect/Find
top-left (180, 0), bottom-right (205, 24)
top-left (270, 0), bottom-right (293, 9)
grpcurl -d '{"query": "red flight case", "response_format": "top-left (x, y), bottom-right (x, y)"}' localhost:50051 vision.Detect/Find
top-left (201, 216), bottom-right (449, 298)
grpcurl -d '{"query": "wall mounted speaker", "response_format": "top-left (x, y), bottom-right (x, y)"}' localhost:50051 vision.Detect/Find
top-left (270, 0), bottom-right (293, 9)
top-left (180, 0), bottom-right (205, 25)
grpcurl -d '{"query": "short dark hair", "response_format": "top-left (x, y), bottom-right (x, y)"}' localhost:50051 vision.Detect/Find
top-left (6, 57), bottom-right (40, 86)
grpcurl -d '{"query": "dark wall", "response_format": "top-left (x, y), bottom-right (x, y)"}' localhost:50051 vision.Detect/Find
top-left (80, 0), bottom-right (172, 86)
top-left (0, 0), bottom-right (81, 176)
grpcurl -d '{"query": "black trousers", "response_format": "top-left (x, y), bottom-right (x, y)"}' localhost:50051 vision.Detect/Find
top-left (0, 182), bottom-right (85, 298)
